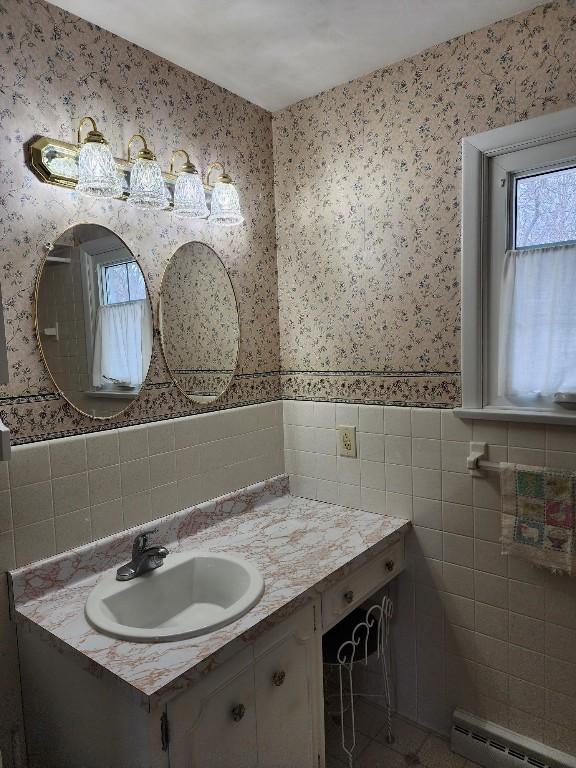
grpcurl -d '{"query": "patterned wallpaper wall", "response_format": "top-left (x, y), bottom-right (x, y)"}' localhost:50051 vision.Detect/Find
top-left (0, 0), bottom-right (281, 444)
top-left (273, 0), bottom-right (576, 408)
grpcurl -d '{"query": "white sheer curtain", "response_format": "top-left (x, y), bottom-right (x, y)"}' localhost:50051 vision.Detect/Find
top-left (92, 300), bottom-right (152, 389)
top-left (498, 244), bottom-right (576, 400)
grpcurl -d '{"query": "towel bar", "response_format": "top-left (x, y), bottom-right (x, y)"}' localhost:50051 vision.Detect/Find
top-left (467, 442), bottom-right (500, 476)
top-left (475, 460), bottom-right (500, 473)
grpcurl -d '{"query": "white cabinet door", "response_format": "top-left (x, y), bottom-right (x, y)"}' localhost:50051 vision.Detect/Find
top-left (167, 648), bottom-right (258, 768)
top-left (167, 602), bottom-right (323, 768)
top-left (254, 602), bottom-right (323, 768)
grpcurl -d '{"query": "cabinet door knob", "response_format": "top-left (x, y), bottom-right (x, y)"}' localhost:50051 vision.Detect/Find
top-left (343, 590), bottom-right (354, 604)
top-left (231, 703), bottom-right (246, 722)
top-left (385, 560), bottom-right (395, 572)
top-left (272, 670), bottom-right (286, 687)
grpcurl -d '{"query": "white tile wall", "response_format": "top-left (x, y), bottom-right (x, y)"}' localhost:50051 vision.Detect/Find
top-left (284, 400), bottom-right (576, 756)
top-left (0, 403), bottom-right (283, 768)
top-left (0, 401), bottom-right (283, 571)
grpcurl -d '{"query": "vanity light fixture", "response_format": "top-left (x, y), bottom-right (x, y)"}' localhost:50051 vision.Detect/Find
top-left (170, 150), bottom-right (209, 218)
top-left (205, 162), bottom-right (244, 226)
top-left (126, 134), bottom-right (168, 210)
top-left (76, 116), bottom-right (122, 198)
top-left (26, 129), bottom-right (245, 226)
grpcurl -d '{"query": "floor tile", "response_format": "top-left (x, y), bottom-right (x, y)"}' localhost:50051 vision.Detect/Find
top-left (325, 755), bottom-right (347, 768)
top-left (354, 698), bottom-right (392, 739)
top-left (356, 740), bottom-right (406, 768)
top-left (324, 712), bottom-right (483, 768)
top-left (325, 712), bottom-right (370, 762)
top-left (377, 714), bottom-right (428, 756)
top-left (417, 735), bottom-right (466, 768)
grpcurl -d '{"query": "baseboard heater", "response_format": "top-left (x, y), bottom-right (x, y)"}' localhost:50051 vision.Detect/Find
top-left (451, 709), bottom-right (576, 768)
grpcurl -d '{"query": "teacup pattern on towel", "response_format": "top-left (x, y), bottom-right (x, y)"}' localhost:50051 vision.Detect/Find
top-left (502, 464), bottom-right (576, 574)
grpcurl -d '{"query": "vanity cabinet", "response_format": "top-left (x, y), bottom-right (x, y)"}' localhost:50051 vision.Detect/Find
top-left (16, 535), bottom-right (405, 768)
top-left (168, 648), bottom-right (258, 768)
top-left (321, 539), bottom-right (403, 632)
top-left (254, 601), bottom-right (322, 768)
top-left (167, 602), bottom-right (323, 768)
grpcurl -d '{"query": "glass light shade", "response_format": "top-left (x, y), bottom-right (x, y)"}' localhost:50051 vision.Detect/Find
top-left (77, 141), bottom-right (120, 198)
top-left (173, 172), bottom-right (209, 218)
top-left (128, 157), bottom-right (169, 210)
top-left (208, 180), bottom-right (244, 226)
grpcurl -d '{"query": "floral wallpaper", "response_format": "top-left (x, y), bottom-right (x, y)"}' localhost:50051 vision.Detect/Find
top-left (0, 0), bottom-right (280, 443)
top-left (273, 0), bottom-right (576, 407)
top-left (160, 241), bottom-right (239, 399)
top-left (3, 0), bottom-right (575, 440)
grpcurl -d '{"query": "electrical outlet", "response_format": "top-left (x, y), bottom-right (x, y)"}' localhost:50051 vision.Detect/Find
top-left (337, 425), bottom-right (357, 458)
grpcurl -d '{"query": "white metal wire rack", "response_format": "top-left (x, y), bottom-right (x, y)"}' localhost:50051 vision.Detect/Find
top-left (323, 593), bottom-right (394, 767)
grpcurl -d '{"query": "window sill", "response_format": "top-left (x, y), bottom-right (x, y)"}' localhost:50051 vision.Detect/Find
top-left (454, 407), bottom-right (576, 426)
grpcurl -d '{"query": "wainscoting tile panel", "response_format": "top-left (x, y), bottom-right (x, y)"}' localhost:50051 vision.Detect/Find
top-left (284, 400), bottom-right (576, 747)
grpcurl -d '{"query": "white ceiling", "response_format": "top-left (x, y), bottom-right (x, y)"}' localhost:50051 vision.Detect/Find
top-left (51, 0), bottom-right (545, 111)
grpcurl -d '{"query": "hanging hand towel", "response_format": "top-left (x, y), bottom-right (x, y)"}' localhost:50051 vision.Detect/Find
top-left (501, 463), bottom-right (576, 575)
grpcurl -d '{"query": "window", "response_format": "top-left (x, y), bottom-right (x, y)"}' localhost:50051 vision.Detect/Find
top-left (101, 261), bottom-right (146, 305)
top-left (514, 165), bottom-right (576, 249)
top-left (459, 106), bottom-right (576, 424)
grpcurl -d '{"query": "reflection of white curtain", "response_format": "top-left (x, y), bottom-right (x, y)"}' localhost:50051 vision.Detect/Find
top-left (92, 300), bottom-right (152, 389)
top-left (498, 244), bottom-right (576, 399)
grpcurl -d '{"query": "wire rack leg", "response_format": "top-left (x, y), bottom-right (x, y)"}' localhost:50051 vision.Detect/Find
top-left (380, 595), bottom-right (394, 744)
top-left (339, 661), bottom-right (356, 767)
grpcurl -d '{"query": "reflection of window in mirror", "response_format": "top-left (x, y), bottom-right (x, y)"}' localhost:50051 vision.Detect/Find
top-left (36, 224), bottom-right (153, 419)
top-left (90, 250), bottom-right (152, 395)
top-left (100, 262), bottom-right (147, 306)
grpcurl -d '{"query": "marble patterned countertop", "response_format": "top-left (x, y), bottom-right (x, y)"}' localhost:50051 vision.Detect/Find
top-left (10, 476), bottom-right (410, 706)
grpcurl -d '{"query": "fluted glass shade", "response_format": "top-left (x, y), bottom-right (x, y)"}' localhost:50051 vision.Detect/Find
top-left (128, 157), bottom-right (168, 210)
top-left (77, 141), bottom-right (120, 198)
top-left (208, 180), bottom-right (243, 226)
top-left (173, 172), bottom-right (209, 218)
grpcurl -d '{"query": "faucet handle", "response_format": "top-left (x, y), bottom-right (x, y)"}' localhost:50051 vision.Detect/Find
top-left (132, 528), bottom-right (158, 557)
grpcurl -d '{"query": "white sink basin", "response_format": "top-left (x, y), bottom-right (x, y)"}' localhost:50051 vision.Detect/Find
top-left (85, 550), bottom-right (265, 642)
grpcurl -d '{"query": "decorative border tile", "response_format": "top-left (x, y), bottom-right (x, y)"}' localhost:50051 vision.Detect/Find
top-left (1, 372), bottom-right (282, 444)
top-left (280, 371), bottom-right (461, 407)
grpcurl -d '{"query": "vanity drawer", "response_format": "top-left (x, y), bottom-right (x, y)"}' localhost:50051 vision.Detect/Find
top-left (321, 540), bottom-right (404, 632)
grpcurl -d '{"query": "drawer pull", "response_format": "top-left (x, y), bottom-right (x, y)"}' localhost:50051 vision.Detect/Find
top-left (272, 670), bottom-right (286, 687)
top-left (231, 704), bottom-right (246, 722)
top-left (385, 560), bottom-right (395, 572)
top-left (343, 590), bottom-right (354, 604)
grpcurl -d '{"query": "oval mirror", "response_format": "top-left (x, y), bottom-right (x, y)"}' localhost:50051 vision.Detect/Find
top-left (159, 242), bottom-right (239, 403)
top-left (36, 224), bottom-right (153, 419)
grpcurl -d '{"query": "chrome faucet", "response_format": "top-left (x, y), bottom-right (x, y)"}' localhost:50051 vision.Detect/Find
top-left (116, 528), bottom-right (169, 581)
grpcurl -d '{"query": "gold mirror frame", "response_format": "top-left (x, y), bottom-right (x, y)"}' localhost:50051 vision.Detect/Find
top-left (158, 242), bottom-right (240, 405)
top-left (34, 223), bottom-right (154, 421)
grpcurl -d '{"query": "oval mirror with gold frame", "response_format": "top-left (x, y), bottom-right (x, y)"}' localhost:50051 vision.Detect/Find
top-left (159, 242), bottom-right (239, 404)
top-left (35, 223), bottom-right (154, 419)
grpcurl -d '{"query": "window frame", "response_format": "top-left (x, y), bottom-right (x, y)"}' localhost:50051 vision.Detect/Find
top-left (457, 105), bottom-right (576, 426)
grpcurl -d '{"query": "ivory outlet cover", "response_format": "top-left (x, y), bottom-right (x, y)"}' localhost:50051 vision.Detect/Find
top-left (337, 425), bottom-right (357, 458)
